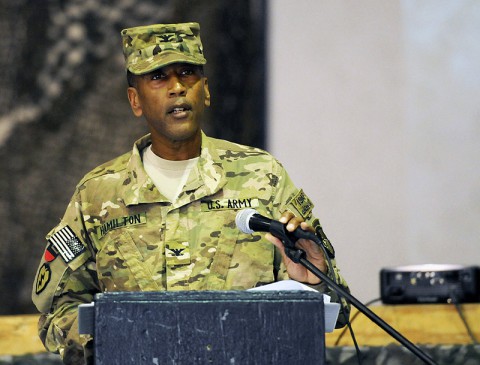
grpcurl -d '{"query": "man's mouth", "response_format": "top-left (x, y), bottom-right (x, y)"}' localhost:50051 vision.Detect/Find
top-left (172, 107), bottom-right (186, 114)
top-left (168, 104), bottom-right (191, 115)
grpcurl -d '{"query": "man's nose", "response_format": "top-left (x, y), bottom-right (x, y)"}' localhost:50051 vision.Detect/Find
top-left (168, 75), bottom-right (186, 97)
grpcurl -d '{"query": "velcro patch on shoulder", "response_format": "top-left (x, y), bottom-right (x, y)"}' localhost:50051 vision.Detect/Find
top-left (32, 257), bottom-right (69, 313)
top-left (288, 189), bottom-right (314, 219)
top-left (35, 263), bottom-right (52, 295)
top-left (48, 226), bottom-right (86, 263)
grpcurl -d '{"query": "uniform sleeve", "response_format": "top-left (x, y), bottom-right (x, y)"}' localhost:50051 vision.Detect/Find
top-left (32, 190), bottom-right (99, 364)
top-left (270, 159), bottom-right (351, 328)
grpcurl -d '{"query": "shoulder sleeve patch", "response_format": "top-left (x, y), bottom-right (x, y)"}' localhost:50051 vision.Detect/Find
top-left (48, 226), bottom-right (86, 264)
top-left (35, 263), bottom-right (52, 295)
top-left (287, 189), bottom-right (314, 220)
top-left (32, 225), bottom-right (91, 313)
top-left (32, 257), bottom-right (70, 313)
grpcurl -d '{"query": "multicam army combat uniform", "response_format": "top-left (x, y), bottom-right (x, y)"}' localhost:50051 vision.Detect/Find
top-left (32, 132), bottom-right (350, 362)
top-left (32, 21), bottom-right (350, 364)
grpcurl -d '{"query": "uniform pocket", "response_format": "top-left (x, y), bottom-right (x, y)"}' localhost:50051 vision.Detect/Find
top-left (97, 230), bottom-right (160, 291)
top-left (204, 212), bottom-right (239, 290)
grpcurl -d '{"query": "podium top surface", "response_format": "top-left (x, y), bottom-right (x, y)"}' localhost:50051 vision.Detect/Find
top-left (93, 290), bottom-right (325, 303)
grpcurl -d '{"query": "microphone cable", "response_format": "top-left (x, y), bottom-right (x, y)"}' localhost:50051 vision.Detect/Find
top-left (309, 232), bottom-right (365, 365)
top-left (449, 290), bottom-right (479, 345)
top-left (308, 232), bottom-right (438, 364)
top-left (333, 297), bottom-right (382, 346)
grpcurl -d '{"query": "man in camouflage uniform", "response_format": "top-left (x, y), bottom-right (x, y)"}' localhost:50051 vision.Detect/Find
top-left (32, 22), bottom-right (350, 364)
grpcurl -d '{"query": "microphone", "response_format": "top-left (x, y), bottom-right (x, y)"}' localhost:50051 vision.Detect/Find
top-left (235, 208), bottom-right (317, 242)
top-left (236, 211), bottom-right (436, 365)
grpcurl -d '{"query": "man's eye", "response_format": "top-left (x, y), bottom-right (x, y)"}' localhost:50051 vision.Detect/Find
top-left (151, 73), bottom-right (166, 80)
top-left (180, 68), bottom-right (195, 76)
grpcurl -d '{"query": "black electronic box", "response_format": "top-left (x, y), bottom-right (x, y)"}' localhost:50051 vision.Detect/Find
top-left (380, 264), bottom-right (480, 304)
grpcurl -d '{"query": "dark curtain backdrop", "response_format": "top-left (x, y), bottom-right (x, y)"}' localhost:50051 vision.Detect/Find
top-left (0, 0), bottom-right (266, 314)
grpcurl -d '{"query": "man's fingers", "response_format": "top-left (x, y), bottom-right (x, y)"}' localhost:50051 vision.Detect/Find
top-left (285, 216), bottom-right (304, 231)
top-left (278, 211), bottom-right (305, 232)
top-left (279, 211), bottom-right (294, 224)
top-left (300, 221), bottom-right (315, 233)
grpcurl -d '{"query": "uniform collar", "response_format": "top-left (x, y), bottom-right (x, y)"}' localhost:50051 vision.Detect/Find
top-left (123, 132), bottom-right (227, 206)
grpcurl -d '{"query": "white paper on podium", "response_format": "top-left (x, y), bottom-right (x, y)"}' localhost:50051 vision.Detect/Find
top-left (247, 280), bottom-right (341, 332)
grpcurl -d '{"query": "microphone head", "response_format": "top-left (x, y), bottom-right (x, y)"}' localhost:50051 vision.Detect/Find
top-left (235, 208), bottom-right (258, 234)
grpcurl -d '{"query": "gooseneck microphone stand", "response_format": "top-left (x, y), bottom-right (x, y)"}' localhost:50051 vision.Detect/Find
top-left (269, 220), bottom-right (438, 365)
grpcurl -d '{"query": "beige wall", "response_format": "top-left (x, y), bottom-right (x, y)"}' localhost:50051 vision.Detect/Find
top-left (268, 0), bottom-right (480, 302)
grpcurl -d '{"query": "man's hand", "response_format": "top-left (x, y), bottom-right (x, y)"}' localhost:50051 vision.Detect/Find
top-left (265, 211), bottom-right (326, 285)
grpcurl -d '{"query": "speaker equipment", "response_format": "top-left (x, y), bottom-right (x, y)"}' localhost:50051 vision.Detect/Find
top-left (380, 264), bottom-right (480, 304)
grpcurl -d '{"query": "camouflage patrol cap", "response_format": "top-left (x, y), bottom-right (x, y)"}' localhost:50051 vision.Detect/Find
top-left (121, 22), bottom-right (207, 75)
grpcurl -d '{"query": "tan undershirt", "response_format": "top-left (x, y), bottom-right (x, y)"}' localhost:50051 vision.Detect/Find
top-left (142, 145), bottom-right (199, 202)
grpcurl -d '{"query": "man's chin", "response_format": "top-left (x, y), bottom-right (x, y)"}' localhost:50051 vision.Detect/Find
top-left (161, 125), bottom-right (201, 144)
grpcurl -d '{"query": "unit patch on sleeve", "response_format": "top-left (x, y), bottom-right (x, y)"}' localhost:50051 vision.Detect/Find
top-left (48, 226), bottom-right (86, 263)
top-left (289, 189), bottom-right (314, 219)
top-left (35, 263), bottom-right (51, 294)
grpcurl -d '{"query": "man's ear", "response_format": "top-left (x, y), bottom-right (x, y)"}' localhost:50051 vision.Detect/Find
top-left (203, 78), bottom-right (211, 107)
top-left (127, 87), bottom-right (143, 117)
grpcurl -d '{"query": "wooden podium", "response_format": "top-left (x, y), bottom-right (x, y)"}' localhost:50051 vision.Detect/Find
top-left (79, 291), bottom-right (326, 365)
